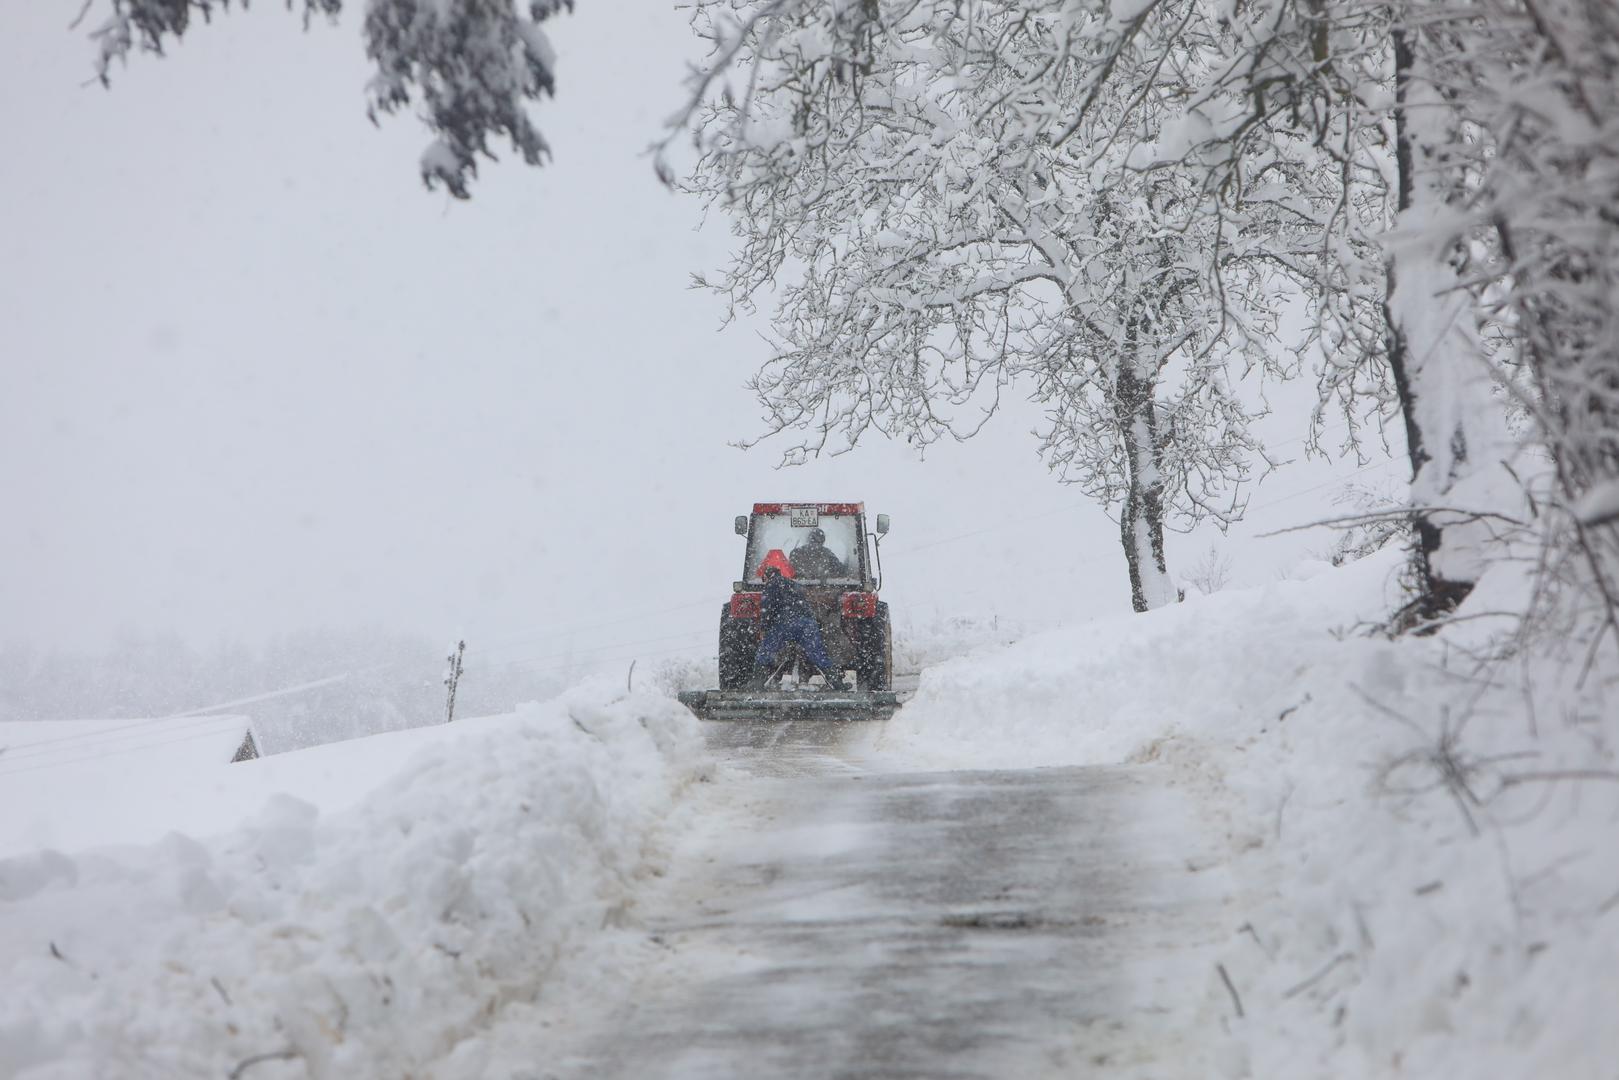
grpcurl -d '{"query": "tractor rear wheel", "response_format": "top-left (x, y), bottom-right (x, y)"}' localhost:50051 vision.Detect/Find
top-left (854, 603), bottom-right (893, 691)
top-left (718, 609), bottom-right (755, 690)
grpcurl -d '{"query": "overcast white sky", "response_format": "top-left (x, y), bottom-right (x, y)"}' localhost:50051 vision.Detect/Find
top-left (0, 2), bottom-right (1403, 674)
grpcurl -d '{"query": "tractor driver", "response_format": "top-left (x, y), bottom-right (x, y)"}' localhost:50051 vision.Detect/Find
top-left (788, 527), bottom-right (847, 580)
top-left (750, 550), bottom-right (848, 690)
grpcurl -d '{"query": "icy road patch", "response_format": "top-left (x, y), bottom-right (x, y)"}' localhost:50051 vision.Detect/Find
top-left (448, 721), bottom-right (1238, 1080)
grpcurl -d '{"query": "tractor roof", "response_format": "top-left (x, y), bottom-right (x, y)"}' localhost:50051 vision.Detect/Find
top-left (752, 502), bottom-right (864, 515)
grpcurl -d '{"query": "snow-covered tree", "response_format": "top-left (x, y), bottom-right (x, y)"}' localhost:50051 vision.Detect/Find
top-left (1404, 0), bottom-right (1619, 641)
top-left (670, 0), bottom-right (1617, 626)
top-left (1262, 0), bottom-right (1616, 629)
top-left (83, 0), bottom-right (574, 197)
top-left (671, 1), bottom-right (1381, 611)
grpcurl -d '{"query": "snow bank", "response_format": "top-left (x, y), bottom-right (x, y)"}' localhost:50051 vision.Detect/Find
top-left (0, 701), bottom-right (680, 862)
top-left (863, 549), bottom-right (1619, 1077)
top-left (870, 551), bottom-right (1403, 770)
top-left (0, 682), bottom-right (706, 1080)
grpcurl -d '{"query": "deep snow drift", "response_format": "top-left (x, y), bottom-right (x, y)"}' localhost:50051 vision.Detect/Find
top-left (858, 549), bottom-right (1619, 1077)
top-left (0, 682), bottom-right (706, 1080)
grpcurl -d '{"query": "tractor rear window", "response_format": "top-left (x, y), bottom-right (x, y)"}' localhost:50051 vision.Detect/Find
top-left (745, 513), bottom-right (863, 584)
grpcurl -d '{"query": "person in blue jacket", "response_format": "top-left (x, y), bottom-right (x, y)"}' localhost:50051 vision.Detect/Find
top-left (750, 549), bottom-right (848, 690)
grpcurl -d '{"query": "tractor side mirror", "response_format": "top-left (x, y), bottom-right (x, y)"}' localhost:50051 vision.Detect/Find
top-left (734, 515), bottom-right (749, 536)
top-left (875, 514), bottom-right (890, 535)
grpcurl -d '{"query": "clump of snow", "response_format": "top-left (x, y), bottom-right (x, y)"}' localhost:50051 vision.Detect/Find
top-left (0, 681), bottom-right (707, 1079)
top-left (862, 548), bottom-right (1618, 1076)
top-left (1574, 477), bottom-right (1619, 526)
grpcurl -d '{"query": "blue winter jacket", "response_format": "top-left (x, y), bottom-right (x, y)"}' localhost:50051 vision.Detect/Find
top-left (761, 572), bottom-right (815, 626)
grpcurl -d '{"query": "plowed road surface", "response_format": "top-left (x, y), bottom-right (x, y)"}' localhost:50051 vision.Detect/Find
top-left (544, 720), bottom-right (1232, 1079)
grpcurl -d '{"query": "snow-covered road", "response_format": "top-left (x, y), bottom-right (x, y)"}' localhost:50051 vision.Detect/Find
top-left (540, 720), bottom-right (1234, 1079)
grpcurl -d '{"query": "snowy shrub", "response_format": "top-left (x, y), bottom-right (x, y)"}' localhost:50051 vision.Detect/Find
top-left (1181, 546), bottom-right (1234, 596)
top-left (1323, 481), bottom-right (1411, 569)
top-left (892, 613), bottom-right (1027, 676)
top-left (642, 653), bottom-right (716, 697)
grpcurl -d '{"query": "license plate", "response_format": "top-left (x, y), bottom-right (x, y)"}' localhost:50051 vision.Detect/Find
top-left (789, 506), bottom-right (820, 528)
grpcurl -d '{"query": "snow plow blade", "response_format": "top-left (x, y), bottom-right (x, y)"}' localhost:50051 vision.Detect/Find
top-left (677, 688), bottom-right (900, 722)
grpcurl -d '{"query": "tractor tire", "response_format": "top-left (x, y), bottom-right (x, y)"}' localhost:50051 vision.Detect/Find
top-left (855, 603), bottom-right (893, 692)
top-left (717, 608), bottom-right (756, 690)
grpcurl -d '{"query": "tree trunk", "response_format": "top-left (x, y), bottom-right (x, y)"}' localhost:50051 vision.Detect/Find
top-left (1115, 332), bottom-right (1176, 613)
top-left (1384, 25), bottom-right (1498, 625)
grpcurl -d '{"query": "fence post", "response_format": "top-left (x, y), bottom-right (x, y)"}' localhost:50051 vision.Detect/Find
top-left (445, 640), bottom-right (465, 723)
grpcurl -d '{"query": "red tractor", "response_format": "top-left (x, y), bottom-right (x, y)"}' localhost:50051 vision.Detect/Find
top-left (679, 502), bottom-right (898, 720)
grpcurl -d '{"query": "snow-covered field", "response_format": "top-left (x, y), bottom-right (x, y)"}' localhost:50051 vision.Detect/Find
top-left (0, 682), bottom-right (707, 1080)
top-left (2, 554), bottom-right (1613, 1078)
top-left (0, 716), bottom-right (251, 858)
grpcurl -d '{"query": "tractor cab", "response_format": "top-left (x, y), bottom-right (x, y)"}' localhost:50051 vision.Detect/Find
top-left (735, 503), bottom-right (887, 590)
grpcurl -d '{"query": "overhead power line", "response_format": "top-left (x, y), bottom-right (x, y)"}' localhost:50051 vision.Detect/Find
top-left (0, 720), bottom-right (248, 780)
top-left (894, 457), bottom-right (1402, 560)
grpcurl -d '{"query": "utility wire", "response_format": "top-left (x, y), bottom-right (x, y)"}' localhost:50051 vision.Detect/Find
top-left (472, 599), bottom-right (717, 655)
top-left (465, 629), bottom-right (711, 674)
top-left (0, 675), bottom-right (351, 759)
top-left (1237, 459), bottom-right (1400, 517)
top-left (1, 632), bottom-right (716, 776)
top-left (0, 720), bottom-right (248, 780)
top-left (8, 601), bottom-right (720, 761)
top-left (481, 640), bottom-right (713, 680)
top-left (0, 712), bottom-right (251, 764)
top-left (896, 457), bottom-right (1401, 560)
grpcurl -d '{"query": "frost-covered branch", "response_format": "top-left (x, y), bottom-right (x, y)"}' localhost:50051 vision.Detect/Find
top-left (84, 0), bottom-right (575, 197)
